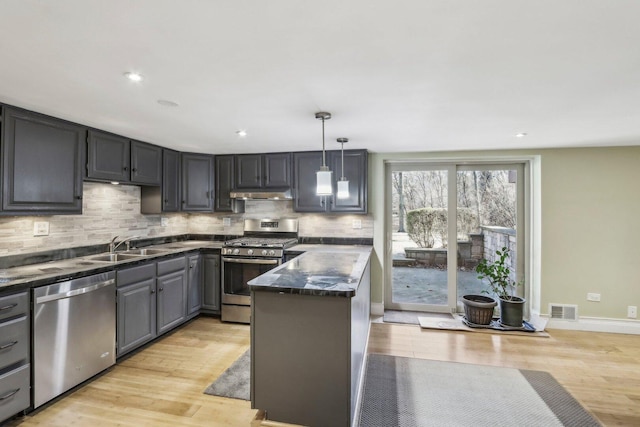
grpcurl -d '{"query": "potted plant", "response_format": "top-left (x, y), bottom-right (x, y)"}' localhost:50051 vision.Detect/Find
top-left (475, 246), bottom-right (525, 327)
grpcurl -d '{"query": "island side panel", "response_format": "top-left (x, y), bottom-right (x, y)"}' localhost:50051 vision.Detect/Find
top-left (251, 291), bottom-right (352, 427)
top-left (350, 259), bottom-right (371, 425)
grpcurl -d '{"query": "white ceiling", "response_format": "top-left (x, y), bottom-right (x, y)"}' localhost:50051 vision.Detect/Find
top-left (1, 0), bottom-right (639, 155)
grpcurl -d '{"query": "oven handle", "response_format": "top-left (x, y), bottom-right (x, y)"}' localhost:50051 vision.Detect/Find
top-left (222, 257), bottom-right (280, 265)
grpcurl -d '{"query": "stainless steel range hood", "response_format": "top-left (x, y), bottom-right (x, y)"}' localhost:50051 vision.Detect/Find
top-left (229, 189), bottom-right (293, 200)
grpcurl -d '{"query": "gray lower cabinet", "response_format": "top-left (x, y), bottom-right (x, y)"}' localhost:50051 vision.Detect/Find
top-left (202, 254), bottom-right (221, 314)
top-left (1, 106), bottom-right (85, 214)
top-left (116, 263), bottom-right (157, 356)
top-left (116, 256), bottom-right (187, 357)
top-left (0, 291), bottom-right (31, 423)
top-left (187, 254), bottom-right (203, 318)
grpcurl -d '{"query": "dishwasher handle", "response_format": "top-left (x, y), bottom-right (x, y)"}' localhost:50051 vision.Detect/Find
top-left (35, 279), bottom-right (115, 304)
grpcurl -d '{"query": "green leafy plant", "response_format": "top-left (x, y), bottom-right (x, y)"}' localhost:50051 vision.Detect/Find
top-left (475, 246), bottom-right (523, 300)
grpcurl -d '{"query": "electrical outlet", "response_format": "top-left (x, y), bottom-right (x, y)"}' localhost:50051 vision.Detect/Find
top-left (33, 221), bottom-right (49, 236)
top-left (223, 217), bottom-right (231, 227)
top-left (628, 306), bottom-right (637, 319)
top-left (160, 217), bottom-right (169, 227)
top-left (586, 293), bottom-right (601, 302)
top-left (352, 219), bottom-right (362, 229)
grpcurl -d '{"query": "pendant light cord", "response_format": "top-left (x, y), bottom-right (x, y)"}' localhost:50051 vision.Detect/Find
top-left (322, 117), bottom-right (326, 167)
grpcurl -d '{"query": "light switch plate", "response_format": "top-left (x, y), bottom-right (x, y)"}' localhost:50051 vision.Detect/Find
top-left (161, 217), bottom-right (169, 227)
top-left (352, 219), bottom-right (362, 229)
top-left (33, 221), bottom-right (50, 236)
top-left (223, 217), bottom-right (231, 227)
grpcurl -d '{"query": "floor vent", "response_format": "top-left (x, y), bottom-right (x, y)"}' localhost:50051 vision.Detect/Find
top-left (549, 304), bottom-right (578, 321)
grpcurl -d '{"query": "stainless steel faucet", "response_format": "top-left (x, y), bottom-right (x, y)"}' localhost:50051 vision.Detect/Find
top-left (109, 236), bottom-right (140, 253)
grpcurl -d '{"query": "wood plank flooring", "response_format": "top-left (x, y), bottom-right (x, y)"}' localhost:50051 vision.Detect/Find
top-left (6, 316), bottom-right (640, 426)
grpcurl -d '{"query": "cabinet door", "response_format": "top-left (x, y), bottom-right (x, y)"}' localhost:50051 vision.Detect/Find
top-left (87, 130), bottom-right (130, 182)
top-left (131, 140), bottom-right (162, 185)
top-left (162, 149), bottom-right (181, 212)
top-left (264, 152), bottom-right (292, 188)
top-left (202, 254), bottom-right (221, 313)
top-left (117, 279), bottom-right (156, 356)
top-left (235, 154), bottom-right (262, 188)
top-left (2, 107), bottom-right (85, 214)
top-left (293, 151), bottom-right (327, 212)
top-left (181, 153), bottom-right (214, 211)
top-left (329, 149), bottom-right (368, 213)
top-left (156, 271), bottom-right (186, 335)
top-left (187, 254), bottom-right (202, 317)
top-left (215, 155), bottom-right (234, 212)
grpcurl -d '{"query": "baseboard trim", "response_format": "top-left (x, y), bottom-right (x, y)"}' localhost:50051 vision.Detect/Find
top-left (371, 303), bottom-right (384, 316)
top-left (540, 314), bottom-right (640, 335)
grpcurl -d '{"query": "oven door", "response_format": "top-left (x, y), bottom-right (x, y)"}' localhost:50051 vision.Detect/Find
top-left (222, 257), bottom-right (281, 305)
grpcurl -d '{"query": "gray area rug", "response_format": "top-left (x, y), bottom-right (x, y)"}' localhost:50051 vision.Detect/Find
top-left (358, 354), bottom-right (601, 427)
top-left (384, 310), bottom-right (451, 325)
top-left (203, 350), bottom-right (250, 400)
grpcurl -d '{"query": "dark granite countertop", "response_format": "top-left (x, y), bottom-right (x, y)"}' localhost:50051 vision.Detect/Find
top-left (248, 248), bottom-right (372, 297)
top-left (0, 240), bottom-right (223, 294)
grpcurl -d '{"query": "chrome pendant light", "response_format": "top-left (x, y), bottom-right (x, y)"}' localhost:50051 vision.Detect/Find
top-left (315, 112), bottom-right (333, 196)
top-left (336, 137), bottom-right (350, 199)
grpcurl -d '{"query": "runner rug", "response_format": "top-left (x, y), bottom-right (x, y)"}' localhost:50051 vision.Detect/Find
top-left (358, 354), bottom-right (601, 427)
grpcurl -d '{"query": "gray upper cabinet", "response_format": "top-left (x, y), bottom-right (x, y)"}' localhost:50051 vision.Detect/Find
top-left (293, 151), bottom-right (325, 212)
top-left (293, 149), bottom-right (367, 213)
top-left (235, 153), bottom-right (291, 189)
top-left (328, 149), bottom-right (368, 213)
top-left (131, 140), bottom-right (162, 185)
top-left (1, 106), bottom-right (85, 214)
top-left (181, 153), bottom-right (214, 211)
top-left (87, 130), bottom-right (130, 182)
top-left (87, 130), bottom-right (162, 185)
top-left (161, 149), bottom-right (180, 212)
top-left (235, 154), bottom-right (262, 188)
top-left (264, 152), bottom-right (292, 188)
top-left (215, 155), bottom-right (234, 212)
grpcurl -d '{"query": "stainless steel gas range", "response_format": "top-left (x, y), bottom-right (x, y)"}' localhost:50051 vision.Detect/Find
top-left (221, 218), bottom-right (298, 323)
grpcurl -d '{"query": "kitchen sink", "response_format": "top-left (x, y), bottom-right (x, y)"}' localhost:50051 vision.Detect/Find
top-left (88, 253), bottom-right (144, 262)
top-left (125, 248), bottom-right (173, 256)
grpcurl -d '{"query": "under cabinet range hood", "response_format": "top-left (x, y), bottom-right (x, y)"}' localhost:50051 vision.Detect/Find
top-left (229, 189), bottom-right (293, 200)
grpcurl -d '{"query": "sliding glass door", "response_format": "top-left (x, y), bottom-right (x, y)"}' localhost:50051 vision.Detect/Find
top-left (386, 161), bottom-right (525, 314)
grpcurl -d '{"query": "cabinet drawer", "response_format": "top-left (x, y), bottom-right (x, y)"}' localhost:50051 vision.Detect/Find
top-left (157, 256), bottom-right (186, 276)
top-left (117, 262), bottom-right (155, 287)
top-left (0, 364), bottom-right (30, 423)
top-left (0, 293), bottom-right (28, 322)
top-left (0, 316), bottom-right (29, 370)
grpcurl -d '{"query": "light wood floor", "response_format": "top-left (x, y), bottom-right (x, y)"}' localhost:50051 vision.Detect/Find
top-left (6, 316), bottom-right (640, 426)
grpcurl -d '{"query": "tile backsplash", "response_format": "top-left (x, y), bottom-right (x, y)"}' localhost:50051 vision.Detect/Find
top-left (0, 183), bottom-right (373, 256)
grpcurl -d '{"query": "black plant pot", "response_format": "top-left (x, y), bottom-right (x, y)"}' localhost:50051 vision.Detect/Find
top-left (499, 296), bottom-right (525, 327)
top-left (462, 295), bottom-right (497, 325)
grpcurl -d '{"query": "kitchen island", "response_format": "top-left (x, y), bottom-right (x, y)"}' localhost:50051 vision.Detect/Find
top-left (249, 248), bottom-right (371, 427)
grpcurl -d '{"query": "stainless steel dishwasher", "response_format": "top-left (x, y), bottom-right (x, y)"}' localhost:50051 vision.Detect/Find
top-left (32, 271), bottom-right (116, 408)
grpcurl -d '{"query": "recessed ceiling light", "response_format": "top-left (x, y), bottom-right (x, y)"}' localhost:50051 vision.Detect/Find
top-left (124, 72), bottom-right (143, 82)
top-left (515, 132), bottom-right (528, 138)
top-left (157, 99), bottom-right (179, 107)
top-left (236, 129), bottom-right (248, 137)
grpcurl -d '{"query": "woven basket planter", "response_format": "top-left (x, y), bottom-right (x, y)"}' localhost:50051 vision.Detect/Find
top-left (462, 295), bottom-right (497, 325)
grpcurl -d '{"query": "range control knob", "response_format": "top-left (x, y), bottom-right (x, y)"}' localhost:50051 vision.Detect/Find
top-left (262, 250), bottom-right (268, 256)
top-left (268, 250), bottom-right (276, 256)
top-left (247, 249), bottom-right (254, 255)
top-left (233, 248), bottom-right (240, 255)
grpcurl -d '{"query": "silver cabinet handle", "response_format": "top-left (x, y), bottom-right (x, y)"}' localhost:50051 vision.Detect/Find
top-left (0, 388), bottom-right (20, 401)
top-left (0, 341), bottom-right (18, 350)
top-left (0, 303), bottom-right (17, 311)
